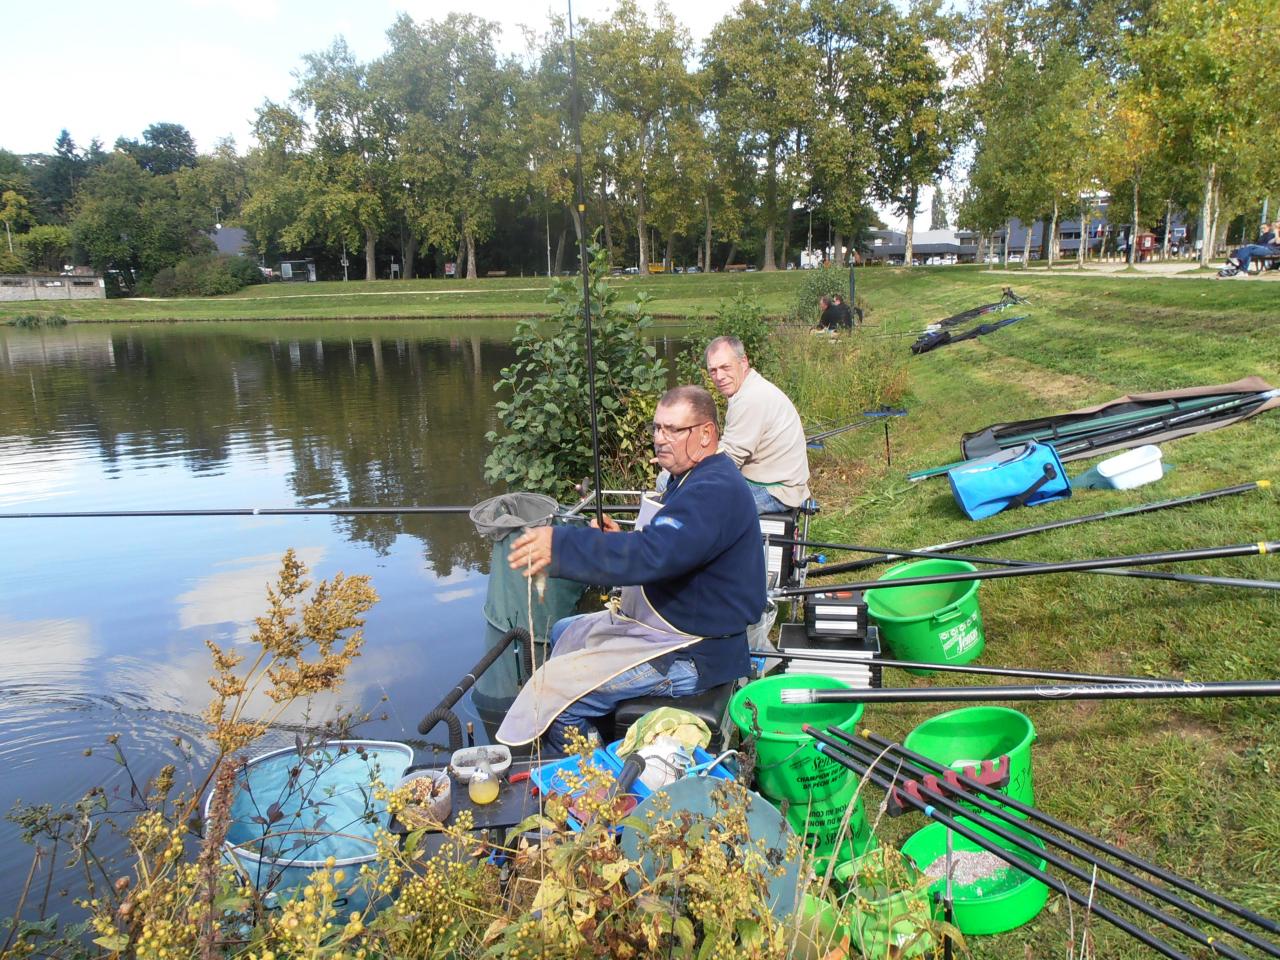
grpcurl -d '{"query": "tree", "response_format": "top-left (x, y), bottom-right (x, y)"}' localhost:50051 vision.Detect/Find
top-left (115, 123), bottom-right (199, 176)
top-left (1, 189), bottom-right (31, 255)
top-left (929, 185), bottom-right (949, 230)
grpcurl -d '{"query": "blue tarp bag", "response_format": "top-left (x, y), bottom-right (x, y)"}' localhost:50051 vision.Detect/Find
top-left (948, 441), bottom-right (1071, 520)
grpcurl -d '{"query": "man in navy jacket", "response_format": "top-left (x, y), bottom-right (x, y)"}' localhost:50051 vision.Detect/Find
top-left (506, 385), bottom-right (765, 749)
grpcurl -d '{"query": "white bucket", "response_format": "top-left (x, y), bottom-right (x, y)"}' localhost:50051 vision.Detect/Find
top-left (1096, 445), bottom-right (1163, 490)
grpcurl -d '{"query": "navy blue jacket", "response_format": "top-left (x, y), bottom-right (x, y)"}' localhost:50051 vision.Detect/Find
top-left (549, 452), bottom-right (766, 688)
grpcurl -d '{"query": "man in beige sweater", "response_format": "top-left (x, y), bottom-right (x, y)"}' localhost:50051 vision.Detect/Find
top-left (704, 335), bottom-right (811, 514)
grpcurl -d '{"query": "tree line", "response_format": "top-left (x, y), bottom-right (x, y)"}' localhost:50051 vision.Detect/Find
top-left (2, 0), bottom-right (1277, 288)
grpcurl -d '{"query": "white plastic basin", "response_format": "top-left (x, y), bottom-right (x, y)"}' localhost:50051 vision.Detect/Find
top-left (1096, 445), bottom-right (1163, 489)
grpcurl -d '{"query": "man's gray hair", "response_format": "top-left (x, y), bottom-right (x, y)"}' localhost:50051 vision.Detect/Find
top-left (659, 385), bottom-right (719, 431)
top-left (704, 335), bottom-right (746, 365)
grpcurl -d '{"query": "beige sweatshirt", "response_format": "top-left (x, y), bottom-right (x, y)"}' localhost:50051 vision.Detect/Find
top-left (718, 369), bottom-right (811, 508)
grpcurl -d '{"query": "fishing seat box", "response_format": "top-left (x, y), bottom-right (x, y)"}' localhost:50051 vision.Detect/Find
top-left (759, 510), bottom-right (798, 588)
top-left (608, 681), bottom-right (736, 752)
top-left (803, 589), bottom-right (868, 638)
top-left (778, 622), bottom-right (882, 689)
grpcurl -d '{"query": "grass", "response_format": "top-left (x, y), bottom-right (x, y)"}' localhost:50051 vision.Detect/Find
top-left (791, 269), bottom-right (1280, 957)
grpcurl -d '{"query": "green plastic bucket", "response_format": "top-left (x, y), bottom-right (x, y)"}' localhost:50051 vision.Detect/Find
top-left (901, 816), bottom-right (1048, 935)
top-left (728, 674), bottom-right (865, 804)
top-left (789, 894), bottom-right (847, 960)
top-left (835, 848), bottom-right (939, 960)
top-left (864, 559), bottom-right (983, 675)
top-left (904, 706), bottom-right (1037, 808)
top-left (780, 775), bottom-right (875, 862)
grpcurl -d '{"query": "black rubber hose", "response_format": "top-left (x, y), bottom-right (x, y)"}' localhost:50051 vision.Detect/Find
top-left (417, 707), bottom-right (463, 752)
top-left (416, 627), bottom-right (530, 734)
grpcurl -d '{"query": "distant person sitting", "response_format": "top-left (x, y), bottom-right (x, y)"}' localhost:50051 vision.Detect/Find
top-left (814, 295), bottom-right (842, 333)
top-left (1220, 223), bottom-right (1279, 277)
top-left (831, 294), bottom-right (855, 330)
top-left (705, 335), bottom-right (811, 514)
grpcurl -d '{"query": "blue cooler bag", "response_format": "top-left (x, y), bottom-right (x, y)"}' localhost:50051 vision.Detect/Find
top-left (948, 441), bottom-right (1071, 520)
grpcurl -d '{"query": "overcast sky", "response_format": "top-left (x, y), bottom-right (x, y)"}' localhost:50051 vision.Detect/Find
top-left (9, 0), bottom-right (931, 231)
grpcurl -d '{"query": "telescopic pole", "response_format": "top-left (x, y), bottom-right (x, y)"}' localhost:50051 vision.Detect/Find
top-left (765, 648), bottom-right (1152, 684)
top-left (779, 679), bottom-right (1280, 705)
top-left (567, 0), bottom-right (605, 529)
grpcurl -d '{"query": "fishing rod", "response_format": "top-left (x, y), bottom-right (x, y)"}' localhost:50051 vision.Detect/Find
top-left (779, 678), bottom-right (1280, 705)
top-left (854, 728), bottom-right (1280, 938)
top-left (775, 539), bottom-right (1279, 598)
top-left (0, 505), bottom-right (478, 519)
top-left (806, 735), bottom-right (1203, 960)
top-left (566, 0), bottom-right (605, 529)
top-left (809, 728), bottom-right (1280, 960)
top-left (986, 392), bottom-right (1244, 450)
top-left (805, 408), bottom-right (907, 444)
top-left (767, 648), bottom-right (1152, 684)
top-left (809, 481), bottom-right (1271, 578)
top-left (772, 534), bottom-right (1280, 591)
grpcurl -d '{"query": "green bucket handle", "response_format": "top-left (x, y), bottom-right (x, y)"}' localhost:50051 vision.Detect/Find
top-left (931, 605), bottom-right (966, 625)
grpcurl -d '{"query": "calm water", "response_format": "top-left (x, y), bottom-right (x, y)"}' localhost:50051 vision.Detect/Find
top-left (0, 319), bottom-right (656, 913)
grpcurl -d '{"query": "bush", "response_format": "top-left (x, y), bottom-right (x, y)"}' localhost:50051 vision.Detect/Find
top-left (0, 249), bottom-right (26, 274)
top-left (8, 313), bottom-right (69, 328)
top-left (149, 266), bottom-right (178, 298)
top-left (677, 287), bottom-right (778, 385)
top-left (774, 328), bottom-right (909, 428)
top-left (485, 244), bottom-right (669, 498)
top-left (226, 254), bottom-right (266, 287)
top-left (149, 254), bottom-right (260, 298)
top-left (789, 266), bottom-right (869, 326)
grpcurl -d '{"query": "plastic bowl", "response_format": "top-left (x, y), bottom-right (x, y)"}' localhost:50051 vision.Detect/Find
top-left (450, 745), bottom-right (512, 784)
top-left (395, 769), bottom-right (452, 829)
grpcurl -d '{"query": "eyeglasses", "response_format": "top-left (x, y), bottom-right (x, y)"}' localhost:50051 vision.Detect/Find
top-left (650, 420), bottom-right (707, 439)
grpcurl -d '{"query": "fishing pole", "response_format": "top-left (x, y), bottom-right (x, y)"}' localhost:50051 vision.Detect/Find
top-left (985, 392), bottom-right (1244, 450)
top-left (765, 648), bottom-right (1152, 684)
top-left (779, 678), bottom-right (1280, 705)
top-left (0, 505), bottom-right (479, 520)
top-left (566, 0), bottom-right (605, 529)
top-left (772, 534), bottom-right (1280, 591)
top-left (805, 408), bottom-right (907, 444)
top-left (809, 728), bottom-right (1278, 960)
top-left (775, 539), bottom-right (1280, 598)
top-left (854, 728), bottom-right (1280, 938)
top-left (809, 481), bottom-right (1271, 578)
top-left (805, 736), bottom-right (1201, 960)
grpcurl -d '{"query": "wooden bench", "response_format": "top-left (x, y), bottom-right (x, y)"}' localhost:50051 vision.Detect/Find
top-left (725, 263), bottom-right (749, 272)
top-left (485, 270), bottom-right (508, 278)
top-left (1248, 254), bottom-right (1280, 274)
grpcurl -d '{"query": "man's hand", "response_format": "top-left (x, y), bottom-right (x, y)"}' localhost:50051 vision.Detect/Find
top-left (590, 512), bottom-right (621, 533)
top-left (508, 525), bottom-right (554, 578)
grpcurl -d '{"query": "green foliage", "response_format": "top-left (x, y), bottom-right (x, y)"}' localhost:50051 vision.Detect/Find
top-left (774, 327), bottom-right (909, 427)
top-left (678, 286), bottom-right (778, 385)
top-left (0, 249), bottom-right (26, 273)
top-left (8, 314), bottom-right (69, 328)
top-left (788, 267), bottom-right (867, 326)
top-left (485, 245), bottom-right (668, 498)
top-left (148, 254), bottom-right (261, 298)
top-left (17, 224), bottom-right (73, 273)
top-left (226, 254), bottom-right (266, 287)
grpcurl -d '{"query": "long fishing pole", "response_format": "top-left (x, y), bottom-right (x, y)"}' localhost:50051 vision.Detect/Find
top-left (775, 539), bottom-right (1279, 598)
top-left (809, 481), bottom-right (1271, 578)
top-left (768, 647), bottom-right (1152, 683)
top-left (854, 728), bottom-right (1280, 938)
top-left (810, 728), bottom-right (1277, 960)
top-left (774, 534), bottom-right (1280, 591)
top-left (805, 736), bottom-right (1199, 960)
top-left (988, 392), bottom-right (1242, 449)
top-left (779, 678), bottom-right (1280, 705)
top-left (805, 408), bottom-right (907, 444)
top-left (566, 0), bottom-right (605, 529)
top-left (0, 505), bottom-right (478, 519)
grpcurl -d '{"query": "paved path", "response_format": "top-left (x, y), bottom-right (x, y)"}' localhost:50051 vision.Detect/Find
top-left (976, 260), bottom-right (1278, 280)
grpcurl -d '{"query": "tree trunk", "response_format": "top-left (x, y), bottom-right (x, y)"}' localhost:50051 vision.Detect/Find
top-left (664, 233), bottom-right (674, 270)
top-left (456, 232), bottom-right (466, 279)
top-left (1078, 203), bottom-right (1087, 268)
top-left (1208, 177), bottom-right (1223, 263)
top-left (1022, 221), bottom-right (1032, 267)
top-left (1048, 201), bottom-right (1058, 269)
top-left (1129, 180), bottom-right (1140, 267)
top-left (465, 228), bottom-right (477, 280)
top-left (976, 231), bottom-right (985, 265)
top-left (724, 241), bottom-right (738, 270)
top-left (599, 174), bottom-right (613, 257)
top-left (903, 188), bottom-right (917, 268)
top-left (1162, 201), bottom-right (1172, 260)
top-left (1198, 164), bottom-right (1215, 267)
top-left (781, 204), bottom-right (795, 268)
top-left (553, 228), bottom-right (566, 276)
top-left (568, 203), bottom-right (583, 242)
top-left (636, 184), bottom-right (649, 274)
top-left (762, 143), bottom-right (778, 270)
top-left (364, 227), bottom-right (376, 281)
top-left (1002, 220), bottom-right (1010, 267)
top-left (833, 230), bottom-right (843, 266)
top-left (703, 194), bottom-right (712, 274)
top-left (405, 235), bottom-right (418, 280)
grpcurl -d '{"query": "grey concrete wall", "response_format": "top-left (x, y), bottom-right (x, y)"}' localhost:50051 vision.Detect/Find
top-left (0, 275), bottom-right (106, 301)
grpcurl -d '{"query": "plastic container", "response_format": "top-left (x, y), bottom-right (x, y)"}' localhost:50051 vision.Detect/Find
top-left (450, 745), bottom-right (512, 784)
top-left (1096, 444), bottom-right (1163, 489)
top-left (780, 774), bottom-right (874, 862)
top-left (216, 739), bottom-right (413, 911)
top-left (835, 848), bottom-right (939, 960)
top-left (864, 559), bottom-right (984, 675)
top-left (728, 674), bottom-right (865, 804)
top-left (901, 816), bottom-right (1049, 935)
top-left (603, 741), bottom-right (734, 797)
top-left (394, 769), bottom-right (452, 829)
top-left (789, 894), bottom-right (847, 960)
top-left (904, 706), bottom-right (1037, 808)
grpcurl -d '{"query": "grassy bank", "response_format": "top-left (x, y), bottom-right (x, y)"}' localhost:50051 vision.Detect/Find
top-left (794, 271), bottom-right (1279, 957)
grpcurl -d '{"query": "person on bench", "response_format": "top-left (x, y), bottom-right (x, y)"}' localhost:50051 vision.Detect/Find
top-left (1220, 223), bottom-right (1278, 277)
top-left (705, 335), bottom-right (811, 515)
top-left (496, 386), bottom-right (765, 755)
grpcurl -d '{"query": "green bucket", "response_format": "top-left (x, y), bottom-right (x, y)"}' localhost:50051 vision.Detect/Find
top-left (901, 816), bottom-right (1048, 935)
top-left (864, 559), bottom-right (983, 675)
top-left (728, 674), bottom-right (865, 804)
top-left (788, 894), bottom-right (847, 960)
top-left (835, 848), bottom-right (939, 960)
top-left (904, 706), bottom-right (1037, 808)
top-left (780, 775), bottom-right (875, 862)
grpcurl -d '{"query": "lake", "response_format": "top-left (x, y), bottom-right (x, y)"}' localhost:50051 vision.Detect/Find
top-left (0, 319), bottom-right (680, 914)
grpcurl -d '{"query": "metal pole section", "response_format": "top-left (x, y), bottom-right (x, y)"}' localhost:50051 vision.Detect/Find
top-left (810, 729), bottom-right (1275, 960)
top-left (775, 540), bottom-right (1280, 598)
top-left (566, 0), bottom-right (605, 529)
top-left (810, 481), bottom-right (1269, 578)
top-left (855, 728), bottom-right (1280, 938)
top-left (779, 679), bottom-right (1280, 705)
top-left (767, 648), bottom-right (1152, 684)
top-left (0, 505), bottom-right (479, 519)
top-left (806, 735), bottom-right (1196, 960)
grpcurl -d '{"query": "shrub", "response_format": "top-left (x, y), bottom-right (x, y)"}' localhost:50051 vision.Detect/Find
top-left (789, 266), bottom-right (869, 326)
top-left (774, 328), bottom-right (910, 428)
top-left (172, 253), bottom-right (241, 296)
top-left (0, 249), bottom-right (26, 274)
top-left (485, 244), bottom-right (669, 498)
top-left (149, 266), bottom-right (178, 298)
top-left (9, 313), bottom-right (68, 328)
top-left (226, 254), bottom-right (266, 287)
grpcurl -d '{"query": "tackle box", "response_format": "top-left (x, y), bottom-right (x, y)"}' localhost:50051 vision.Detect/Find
top-left (758, 511), bottom-right (796, 588)
top-left (803, 589), bottom-right (869, 638)
top-left (778, 622), bottom-right (882, 689)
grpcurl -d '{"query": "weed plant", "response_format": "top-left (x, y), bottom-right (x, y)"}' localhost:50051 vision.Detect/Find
top-left (8, 314), bottom-right (68, 328)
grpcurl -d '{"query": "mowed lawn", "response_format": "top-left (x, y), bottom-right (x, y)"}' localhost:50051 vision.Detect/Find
top-left (9, 265), bottom-right (1278, 953)
top-left (798, 268), bottom-right (1279, 958)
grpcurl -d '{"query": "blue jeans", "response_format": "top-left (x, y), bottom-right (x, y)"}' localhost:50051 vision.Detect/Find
top-left (1232, 244), bottom-right (1275, 272)
top-left (748, 482), bottom-right (791, 515)
top-left (542, 615), bottom-right (701, 753)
